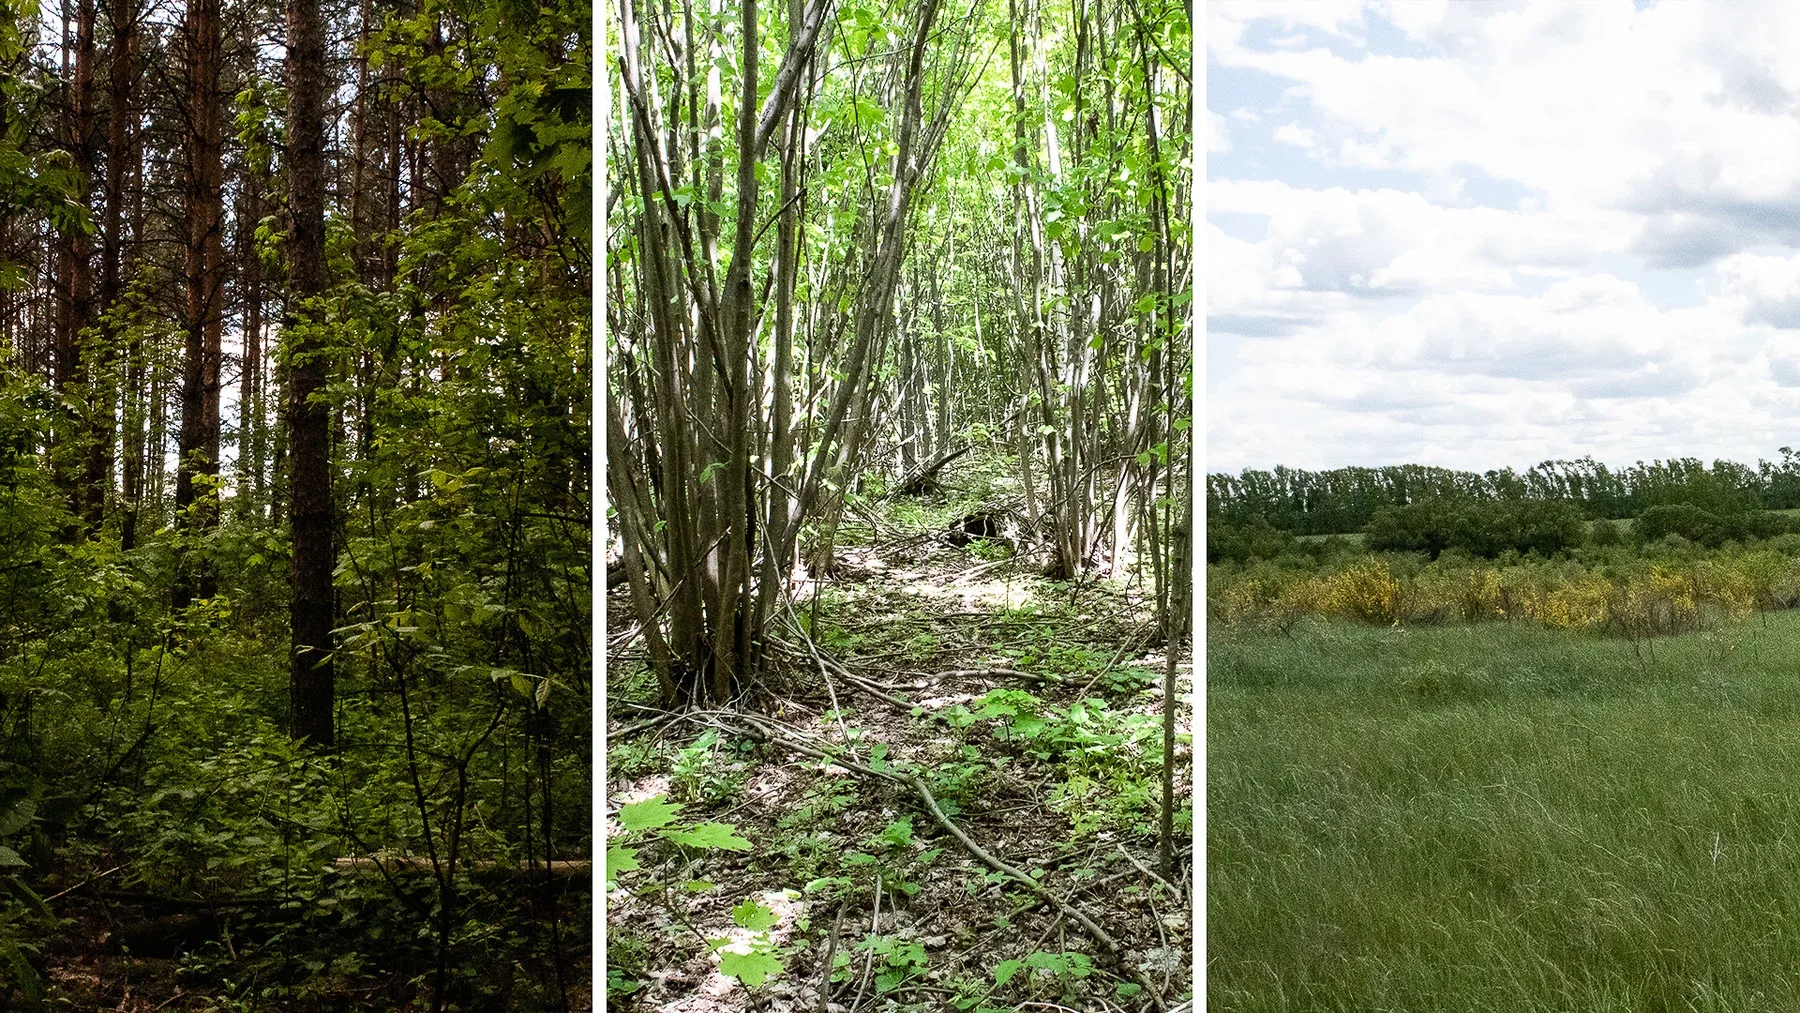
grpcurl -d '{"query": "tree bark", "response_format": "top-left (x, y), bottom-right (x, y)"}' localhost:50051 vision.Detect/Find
top-left (175, 0), bottom-right (225, 606)
top-left (55, 0), bottom-right (97, 534)
top-left (89, 0), bottom-right (134, 534)
top-left (286, 0), bottom-right (335, 748)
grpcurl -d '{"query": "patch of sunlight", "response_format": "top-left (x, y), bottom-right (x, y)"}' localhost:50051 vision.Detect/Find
top-left (701, 888), bottom-right (805, 998)
top-left (945, 578), bottom-right (1023, 609)
top-left (609, 776), bottom-right (673, 821)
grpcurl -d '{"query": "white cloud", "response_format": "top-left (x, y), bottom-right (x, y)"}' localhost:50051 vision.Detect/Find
top-left (1213, 1), bottom-right (1800, 234)
top-left (1207, 111), bottom-right (1231, 153)
top-left (1208, 180), bottom-right (1630, 300)
top-left (1269, 122), bottom-right (1318, 151)
top-left (1207, 0), bottom-right (1800, 472)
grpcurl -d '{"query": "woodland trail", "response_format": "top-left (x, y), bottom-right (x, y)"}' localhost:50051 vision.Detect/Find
top-left (606, 486), bottom-right (1193, 1012)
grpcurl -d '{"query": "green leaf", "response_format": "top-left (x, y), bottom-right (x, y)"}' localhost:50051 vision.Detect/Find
top-left (605, 845), bottom-right (638, 881)
top-left (0, 847), bottom-right (26, 868)
top-left (718, 948), bottom-right (783, 988)
top-left (877, 816), bottom-right (912, 849)
top-left (0, 800), bottom-right (34, 837)
top-left (618, 795), bottom-right (681, 834)
top-left (664, 822), bottom-right (752, 851)
top-left (993, 959), bottom-right (1024, 987)
top-left (732, 900), bottom-right (779, 931)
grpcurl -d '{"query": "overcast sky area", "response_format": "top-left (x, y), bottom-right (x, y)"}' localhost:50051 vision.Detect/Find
top-left (1206, 0), bottom-right (1800, 475)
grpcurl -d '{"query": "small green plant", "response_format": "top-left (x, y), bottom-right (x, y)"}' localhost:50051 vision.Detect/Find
top-left (841, 816), bottom-right (943, 899)
top-left (839, 934), bottom-right (930, 994)
top-left (709, 899), bottom-right (786, 988)
top-left (968, 537), bottom-right (1012, 561)
top-left (670, 730), bottom-right (745, 805)
top-left (608, 797), bottom-right (784, 989)
top-left (992, 950), bottom-right (1093, 1001)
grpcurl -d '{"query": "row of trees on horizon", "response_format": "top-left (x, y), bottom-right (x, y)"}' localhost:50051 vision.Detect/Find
top-left (1208, 450), bottom-right (1800, 536)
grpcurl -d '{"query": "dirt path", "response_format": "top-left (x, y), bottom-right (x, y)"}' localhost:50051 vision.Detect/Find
top-left (606, 527), bottom-right (1192, 1012)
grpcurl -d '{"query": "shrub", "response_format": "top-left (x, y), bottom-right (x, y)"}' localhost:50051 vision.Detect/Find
top-left (1323, 558), bottom-right (1402, 626)
top-left (1635, 504), bottom-right (1726, 546)
top-left (1635, 505), bottom-right (1800, 548)
top-left (1587, 519), bottom-right (1625, 546)
top-left (1366, 498), bottom-right (1587, 559)
top-left (1207, 515), bottom-right (1295, 564)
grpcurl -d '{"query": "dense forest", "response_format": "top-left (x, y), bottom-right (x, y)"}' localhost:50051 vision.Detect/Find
top-left (604, 0), bottom-right (1192, 1006)
top-left (0, 0), bottom-right (590, 1007)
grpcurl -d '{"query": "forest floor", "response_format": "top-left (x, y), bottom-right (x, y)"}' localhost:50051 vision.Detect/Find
top-left (605, 472), bottom-right (1193, 1012)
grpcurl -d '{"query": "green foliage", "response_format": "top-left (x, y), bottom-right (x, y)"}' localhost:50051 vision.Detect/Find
top-left (1365, 498), bottom-right (1588, 559)
top-left (1206, 514), bottom-right (1295, 564)
top-left (1634, 504), bottom-right (1800, 548)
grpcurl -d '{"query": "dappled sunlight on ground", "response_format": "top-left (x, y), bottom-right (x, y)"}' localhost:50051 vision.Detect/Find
top-left (606, 502), bottom-right (1193, 1011)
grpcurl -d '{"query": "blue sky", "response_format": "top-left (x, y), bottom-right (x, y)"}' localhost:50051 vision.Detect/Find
top-left (1206, 1), bottom-right (1800, 474)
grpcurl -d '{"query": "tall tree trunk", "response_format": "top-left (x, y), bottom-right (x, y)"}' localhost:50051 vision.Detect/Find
top-left (175, 0), bottom-right (225, 606)
top-left (238, 172), bottom-right (264, 519)
top-left (287, 0), bottom-right (335, 748)
top-left (120, 98), bottom-right (145, 550)
top-left (89, 0), bottom-right (133, 533)
top-left (56, 0), bottom-right (96, 534)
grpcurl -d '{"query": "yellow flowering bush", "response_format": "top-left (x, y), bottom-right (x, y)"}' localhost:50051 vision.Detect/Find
top-left (1459, 568), bottom-right (1504, 622)
top-left (1210, 551), bottom-right (1777, 640)
top-left (1323, 558), bottom-right (1402, 626)
top-left (1532, 575), bottom-right (1612, 631)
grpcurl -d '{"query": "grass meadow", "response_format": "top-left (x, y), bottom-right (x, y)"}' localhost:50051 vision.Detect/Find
top-left (1208, 614), bottom-right (1800, 1012)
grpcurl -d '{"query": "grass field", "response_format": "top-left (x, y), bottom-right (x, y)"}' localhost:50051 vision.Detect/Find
top-left (1208, 613), bottom-right (1800, 1012)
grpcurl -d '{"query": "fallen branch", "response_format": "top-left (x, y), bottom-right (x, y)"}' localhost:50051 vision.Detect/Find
top-left (1116, 844), bottom-right (1179, 895)
top-left (46, 863), bottom-right (127, 903)
top-left (332, 857), bottom-right (591, 876)
top-left (891, 444), bottom-right (972, 497)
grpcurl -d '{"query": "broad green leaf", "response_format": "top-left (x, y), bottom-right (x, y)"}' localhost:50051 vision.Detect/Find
top-left (0, 847), bottom-right (26, 868)
top-left (877, 816), bottom-right (911, 849)
top-left (0, 800), bottom-right (34, 837)
top-left (618, 795), bottom-right (681, 834)
top-left (605, 844), bottom-right (639, 880)
top-left (718, 948), bottom-right (783, 987)
top-left (993, 959), bottom-right (1023, 987)
top-left (731, 900), bottom-right (779, 931)
top-left (663, 822), bottom-right (752, 851)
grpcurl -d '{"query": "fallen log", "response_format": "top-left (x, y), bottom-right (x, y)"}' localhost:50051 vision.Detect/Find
top-left (331, 857), bottom-right (591, 876)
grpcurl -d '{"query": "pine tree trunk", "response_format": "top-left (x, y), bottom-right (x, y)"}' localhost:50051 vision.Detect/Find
top-left (175, 0), bottom-right (225, 606)
top-left (286, 0), bottom-right (335, 748)
top-left (55, 0), bottom-right (96, 534)
top-left (88, 0), bottom-right (134, 533)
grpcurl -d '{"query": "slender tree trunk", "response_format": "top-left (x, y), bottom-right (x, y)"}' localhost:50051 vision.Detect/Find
top-left (238, 172), bottom-right (264, 519)
top-left (55, 0), bottom-right (96, 534)
top-left (120, 99), bottom-right (145, 550)
top-left (89, 0), bottom-right (134, 533)
top-left (175, 0), bottom-right (225, 606)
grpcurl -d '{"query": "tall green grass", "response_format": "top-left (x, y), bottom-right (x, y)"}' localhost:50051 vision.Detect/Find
top-left (1209, 616), bottom-right (1800, 1012)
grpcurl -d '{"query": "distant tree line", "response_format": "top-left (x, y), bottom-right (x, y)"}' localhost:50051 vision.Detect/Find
top-left (1207, 452), bottom-right (1800, 535)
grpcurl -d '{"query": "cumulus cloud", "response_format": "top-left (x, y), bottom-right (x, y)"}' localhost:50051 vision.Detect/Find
top-left (1207, 0), bottom-right (1800, 472)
